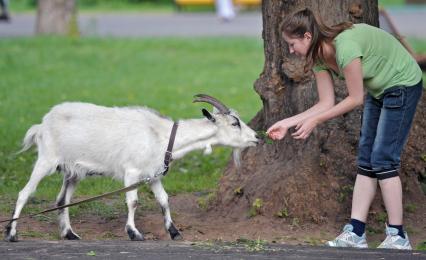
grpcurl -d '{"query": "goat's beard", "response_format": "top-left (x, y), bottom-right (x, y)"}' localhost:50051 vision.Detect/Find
top-left (232, 148), bottom-right (241, 168)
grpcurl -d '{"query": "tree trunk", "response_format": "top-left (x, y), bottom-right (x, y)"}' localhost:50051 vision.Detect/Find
top-left (36, 0), bottom-right (78, 35)
top-left (214, 0), bottom-right (426, 226)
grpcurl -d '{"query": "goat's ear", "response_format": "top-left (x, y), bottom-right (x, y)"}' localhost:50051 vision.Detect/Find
top-left (202, 109), bottom-right (216, 122)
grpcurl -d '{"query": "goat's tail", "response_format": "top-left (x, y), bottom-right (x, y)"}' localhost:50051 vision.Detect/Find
top-left (17, 124), bottom-right (41, 154)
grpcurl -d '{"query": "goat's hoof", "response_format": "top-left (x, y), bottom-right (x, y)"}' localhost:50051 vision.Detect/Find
top-left (126, 226), bottom-right (144, 241)
top-left (4, 234), bottom-right (18, 242)
top-left (172, 233), bottom-right (183, 240)
top-left (130, 234), bottom-right (144, 241)
top-left (4, 224), bottom-right (18, 242)
top-left (4, 230), bottom-right (18, 242)
top-left (168, 224), bottom-right (183, 240)
top-left (64, 229), bottom-right (81, 240)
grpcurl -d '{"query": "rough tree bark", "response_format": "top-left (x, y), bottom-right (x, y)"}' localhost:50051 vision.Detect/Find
top-left (214, 0), bottom-right (426, 226)
top-left (36, 0), bottom-right (78, 35)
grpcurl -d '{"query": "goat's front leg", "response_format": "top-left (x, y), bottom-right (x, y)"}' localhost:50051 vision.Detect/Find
top-left (124, 172), bottom-right (144, 241)
top-left (150, 180), bottom-right (182, 240)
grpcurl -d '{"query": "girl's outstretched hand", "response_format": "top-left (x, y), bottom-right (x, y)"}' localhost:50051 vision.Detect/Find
top-left (266, 120), bottom-right (291, 140)
top-left (291, 117), bottom-right (319, 140)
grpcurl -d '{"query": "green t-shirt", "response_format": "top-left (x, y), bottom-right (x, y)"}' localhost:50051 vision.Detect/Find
top-left (313, 23), bottom-right (422, 98)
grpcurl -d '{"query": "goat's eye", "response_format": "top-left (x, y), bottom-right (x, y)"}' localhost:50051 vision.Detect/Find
top-left (232, 121), bottom-right (241, 128)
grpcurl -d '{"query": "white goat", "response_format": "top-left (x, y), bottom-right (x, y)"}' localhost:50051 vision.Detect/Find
top-left (4, 94), bottom-right (259, 242)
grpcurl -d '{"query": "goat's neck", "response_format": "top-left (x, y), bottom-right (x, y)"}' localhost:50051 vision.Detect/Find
top-left (172, 119), bottom-right (218, 160)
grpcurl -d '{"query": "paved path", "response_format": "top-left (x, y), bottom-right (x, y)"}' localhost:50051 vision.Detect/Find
top-left (1, 240), bottom-right (426, 260)
top-left (379, 7), bottom-right (426, 38)
top-left (0, 8), bottom-right (425, 38)
top-left (0, 12), bottom-right (263, 38)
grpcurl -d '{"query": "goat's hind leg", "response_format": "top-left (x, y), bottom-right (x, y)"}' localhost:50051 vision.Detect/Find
top-left (124, 171), bottom-right (144, 241)
top-left (4, 158), bottom-right (56, 242)
top-left (151, 180), bottom-right (182, 240)
top-left (56, 174), bottom-right (80, 240)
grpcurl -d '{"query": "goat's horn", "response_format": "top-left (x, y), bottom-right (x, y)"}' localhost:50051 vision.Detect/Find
top-left (193, 94), bottom-right (230, 114)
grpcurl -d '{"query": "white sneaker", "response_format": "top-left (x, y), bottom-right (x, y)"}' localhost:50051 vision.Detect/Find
top-left (326, 224), bottom-right (368, 248)
top-left (378, 225), bottom-right (412, 250)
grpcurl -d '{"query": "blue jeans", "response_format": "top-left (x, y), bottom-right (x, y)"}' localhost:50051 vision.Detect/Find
top-left (357, 80), bottom-right (423, 180)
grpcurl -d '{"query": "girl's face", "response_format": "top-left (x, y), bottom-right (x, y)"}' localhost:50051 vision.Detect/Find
top-left (283, 32), bottom-right (312, 57)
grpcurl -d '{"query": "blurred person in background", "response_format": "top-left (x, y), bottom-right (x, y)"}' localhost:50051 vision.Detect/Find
top-left (215, 0), bottom-right (235, 22)
top-left (0, 0), bottom-right (10, 21)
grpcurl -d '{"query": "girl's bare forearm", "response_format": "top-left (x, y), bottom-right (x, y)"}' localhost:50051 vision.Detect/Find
top-left (316, 96), bottom-right (362, 124)
top-left (285, 102), bottom-right (334, 126)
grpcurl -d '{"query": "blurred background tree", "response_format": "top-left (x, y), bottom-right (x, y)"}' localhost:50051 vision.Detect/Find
top-left (36, 0), bottom-right (78, 35)
top-left (213, 0), bottom-right (426, 227)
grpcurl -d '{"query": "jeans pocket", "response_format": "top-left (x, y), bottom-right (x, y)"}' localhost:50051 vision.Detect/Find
top-left (383, 88), bottom-right (404, 108)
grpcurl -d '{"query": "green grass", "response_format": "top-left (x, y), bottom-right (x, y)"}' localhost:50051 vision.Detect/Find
top-left (417, 241), bottom-right (426, 250)
top-left (409, 38), bottom-right (426, 53)
top-left (77, 0), bottom-right (175, 13)
top-left (379, 0), bottom-right (405, 7)
top-left (9, 0), bottom-right (173, 12)
top-left (0, 36), bottom-right (263, 215)
top-left (8, 0), bottom-right (207, 13)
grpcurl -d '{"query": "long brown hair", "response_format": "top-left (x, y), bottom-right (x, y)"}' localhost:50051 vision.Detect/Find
top-left (281, 8), bottom-right (353, 71)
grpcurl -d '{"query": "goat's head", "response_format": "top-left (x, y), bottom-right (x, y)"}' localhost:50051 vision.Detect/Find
top-left (193, 94), bottom-right (260, 149)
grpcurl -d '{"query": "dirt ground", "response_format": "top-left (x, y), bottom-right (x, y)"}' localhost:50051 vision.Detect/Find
top-left (3, 193), bottom-right (425, 249)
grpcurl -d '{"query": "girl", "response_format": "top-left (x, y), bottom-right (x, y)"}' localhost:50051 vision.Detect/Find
top-left (267, 8), bottom-right (423, 249)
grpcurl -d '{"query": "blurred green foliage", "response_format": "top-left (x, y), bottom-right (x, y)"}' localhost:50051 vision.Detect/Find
top-left (10, 0), bottom-right (175, 12)
top-left (379, 0), bottom-right (406, 6)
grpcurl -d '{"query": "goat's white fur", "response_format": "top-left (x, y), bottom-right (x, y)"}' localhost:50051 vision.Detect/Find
top-left (5, 101), bottom-right (258, 241)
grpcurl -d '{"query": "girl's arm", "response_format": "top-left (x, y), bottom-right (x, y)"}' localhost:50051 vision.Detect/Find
top-left (291, 58), bottom-right (364, 139)
top-left (267, 70), bottom-right (335, 140)
top-left (315, 58), bottom-right (364, 123)
top-left (284, 70), bottom-right (336, 127)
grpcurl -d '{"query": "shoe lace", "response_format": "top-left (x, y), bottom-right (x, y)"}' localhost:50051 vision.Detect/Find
top-left (336, 231), bottom-right (357, 243)
top-left (382, 234), bottom-right (406, 246)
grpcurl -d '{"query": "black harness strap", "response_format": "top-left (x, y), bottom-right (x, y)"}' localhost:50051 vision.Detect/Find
top-left (162, 121), bottom-right (179, 176)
